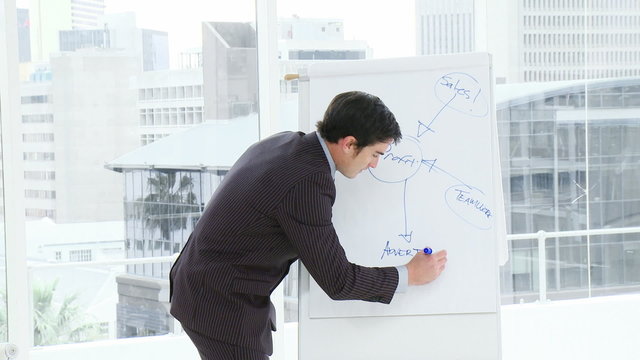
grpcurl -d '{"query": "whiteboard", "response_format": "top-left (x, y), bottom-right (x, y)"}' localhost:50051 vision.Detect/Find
top-left (298, 53), bottom-right (504, 360)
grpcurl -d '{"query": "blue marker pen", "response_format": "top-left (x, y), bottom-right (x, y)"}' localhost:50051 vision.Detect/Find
top-left (423, 247), bottom-right (433, 255)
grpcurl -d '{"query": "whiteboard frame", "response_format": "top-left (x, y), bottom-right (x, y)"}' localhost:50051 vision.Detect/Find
top-left (297, 53), bottom-right (503, 360)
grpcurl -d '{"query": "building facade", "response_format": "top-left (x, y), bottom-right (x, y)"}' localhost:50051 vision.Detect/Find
top-left (107, 116), bottom-right (258, 338)
top-left (415, 0), bottom-right (475, 55)
top-left (28, 0), bottom-right (106, 62)
top-left (203, 21), bottom-right (258, 120)
top-left (519, 0), bottom-right (640, 82)
top-left (497, 77), bottom-right (640, 302)
top-left (277, 17), bottom-right (371, 96)
top-left (135, 69), bottom-right (204, 145)
top-left (20, 49), bottom-right (140, 222)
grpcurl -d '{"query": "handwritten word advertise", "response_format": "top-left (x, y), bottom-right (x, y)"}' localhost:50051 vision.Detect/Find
top-left (380, 241), bottom-right (426, 259)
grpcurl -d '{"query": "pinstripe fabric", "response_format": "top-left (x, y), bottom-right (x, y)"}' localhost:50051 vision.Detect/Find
top-left (182, 326), bottom-right (268, 360)
top-left (170, 131), bottom-right (399, 356)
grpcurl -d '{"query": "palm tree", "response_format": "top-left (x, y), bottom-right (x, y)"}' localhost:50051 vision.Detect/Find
top-left (32, 279), bottom-right (104, 345)
top-left (0, 281), bottom-right (106, 345)
top-left (138, 171), bottom-right (200, 242)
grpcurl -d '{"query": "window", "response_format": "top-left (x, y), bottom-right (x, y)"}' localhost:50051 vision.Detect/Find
top-left (69, 249), bottom-right (92, 262)
top-left (2, 0), bottom-right (639, 357)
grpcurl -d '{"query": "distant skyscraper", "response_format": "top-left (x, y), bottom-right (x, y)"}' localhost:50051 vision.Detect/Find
top-left (519, 0), bottom-right (640, 82)
top-left (202, 21), bottom-right (258, 120)
top-left (415, 0), bottom-right (475, 55)
top-left (21, 50), bottom-right (140, 222)
top-left (29, 0), bottom-right (106, 62)
top-left (17, 8), bottom-right (31, 62)
top-left (140, 29), bottom-right (170, 71)
top-left (59, 28), bottom-right (111, 51)
top-left (56, 13), bottom-right (170, 72)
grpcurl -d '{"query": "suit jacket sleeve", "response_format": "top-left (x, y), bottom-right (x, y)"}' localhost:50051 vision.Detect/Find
top-left (275, 172), bottom-right (398, 304)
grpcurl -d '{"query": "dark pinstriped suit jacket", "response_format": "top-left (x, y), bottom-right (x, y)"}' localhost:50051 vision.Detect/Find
top-left (169, 131), bottom-right (399, 355)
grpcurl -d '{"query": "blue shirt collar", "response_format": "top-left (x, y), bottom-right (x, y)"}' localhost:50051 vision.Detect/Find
top-left (316, 132), bottom-right (336, 179)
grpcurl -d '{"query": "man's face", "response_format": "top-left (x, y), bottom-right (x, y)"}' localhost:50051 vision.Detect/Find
top-left (338, 139), bottom-right (392, 179)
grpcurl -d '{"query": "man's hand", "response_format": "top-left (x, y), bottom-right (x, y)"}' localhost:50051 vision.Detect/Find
top-left (406, 250), bottom-right (447, 286)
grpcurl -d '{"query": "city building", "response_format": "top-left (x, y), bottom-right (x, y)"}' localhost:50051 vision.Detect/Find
top-left (416, 1), bottom-right (640, 84)
top-left (134, 69), bottom-right (204, 145)
top-left (21, 49), bottom-right (140, 222)
top-left (17, 8), bottom-right (31, 63)
top-left (497, 77), bottom-right (640, 302)
top-left (202, 21), bottom-right (258, 120)
top-left (59, 13), bottom-right (170, 72)
top-left (278, 17), bottom-right (371, 95)
top-left (415, 0), bottom-right (475, 55)
top-left (106, 114), bottom-right (259, 337)
top-left (26, 218), bottom-right (125, 339)
top-left (28, 0), bottom-right (106, 63)
top-left (518, 0), bottom-right (640, 82)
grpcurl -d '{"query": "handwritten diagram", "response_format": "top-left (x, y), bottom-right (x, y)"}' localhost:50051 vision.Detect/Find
top-left (370, 72), bottom-right (493, 259)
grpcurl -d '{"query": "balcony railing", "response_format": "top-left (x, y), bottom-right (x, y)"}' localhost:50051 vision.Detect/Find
top-left (21, 226), bottom-right (640, 357)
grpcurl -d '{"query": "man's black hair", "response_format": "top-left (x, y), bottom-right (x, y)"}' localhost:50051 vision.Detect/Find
top-left (316, 91), bottom-right (402, 148)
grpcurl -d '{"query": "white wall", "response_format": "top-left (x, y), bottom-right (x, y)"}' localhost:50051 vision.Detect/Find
top-left (501, 294), bottom-right (640, 360)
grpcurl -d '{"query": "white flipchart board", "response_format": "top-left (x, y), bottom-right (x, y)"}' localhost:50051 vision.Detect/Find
top-left (297, 53), bottom-right (505, 360)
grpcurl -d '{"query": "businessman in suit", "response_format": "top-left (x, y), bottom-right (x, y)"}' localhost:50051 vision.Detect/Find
top-left (169, 91), bottom-right (448, 360)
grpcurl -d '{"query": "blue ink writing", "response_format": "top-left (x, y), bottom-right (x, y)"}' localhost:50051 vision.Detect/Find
top-left (439, 76), bottom-right (473, 99)
top-left (383, 152), bottom-right (418, 167)
top-left (454, 189), bottom-right (492, 218)
top-left (381, 241), bottom-right (425, 259)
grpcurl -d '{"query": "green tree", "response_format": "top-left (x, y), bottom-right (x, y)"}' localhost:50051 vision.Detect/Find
top-left (33, 279), bottom-right (104, 346)
top-left (138, 171), bottom-right (200, 243)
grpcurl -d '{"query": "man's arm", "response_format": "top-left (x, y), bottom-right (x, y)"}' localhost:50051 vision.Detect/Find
top-left (276, 173), bottom-right (398, 304)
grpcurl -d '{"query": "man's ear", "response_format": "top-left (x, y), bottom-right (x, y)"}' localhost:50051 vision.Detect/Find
top-left (339, 136), bottom-right (358, 153)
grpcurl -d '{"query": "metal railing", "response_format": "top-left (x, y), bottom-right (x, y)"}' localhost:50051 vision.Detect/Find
top-left (23, 226), bottom-right (640, 353)
top-left (506, 226), bottom-right (640, 302)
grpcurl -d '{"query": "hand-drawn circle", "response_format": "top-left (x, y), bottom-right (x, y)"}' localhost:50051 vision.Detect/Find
top-left (444, 184), bottom-right (492, 230)
top-left (434, 72), bottom-right (489, 118)
top-left (369, 136), bottom-right (422, 183)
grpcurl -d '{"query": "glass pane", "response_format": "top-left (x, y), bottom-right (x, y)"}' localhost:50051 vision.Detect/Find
top-left (14, 0), bottom-right (259, 347)
top-left (0, 101), bottom-right (7, 344)
top-left (275, 0), bottom-right (420, 345)
top-left (276, 0), bottom-right (416, 133)
top-left (584, 1), bottom-right (640, 301)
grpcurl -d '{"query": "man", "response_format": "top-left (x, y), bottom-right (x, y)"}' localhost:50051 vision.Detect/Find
top-left (169, 91), bottom-right (448, 359)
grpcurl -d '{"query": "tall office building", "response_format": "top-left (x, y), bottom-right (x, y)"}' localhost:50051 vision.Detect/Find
top-left (29, 0), bottom-right (106, 62)
top-left (416, 1), bottom-right (640, 83)
top-left (518, 0), bottom-right (640, 82)
top-left (17, 8), bottom-right (31, 62)
top-left (415, 0), bottom-right (475, 55)
top-left (497, 78), bottom-right (640, 302)
top-left (202, 21), bottom-right (259, 120)
top-left (58, 13), bottom-right (170, 72)
top-left (21, 49), bottom-right (139, 222)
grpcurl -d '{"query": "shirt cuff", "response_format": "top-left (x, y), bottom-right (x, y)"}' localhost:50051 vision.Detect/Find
top-left (395, 265), bottom-right (409, 293)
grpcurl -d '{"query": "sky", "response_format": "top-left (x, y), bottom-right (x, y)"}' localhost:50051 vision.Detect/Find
top-left (102, 0), bottom-right (417, 62)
